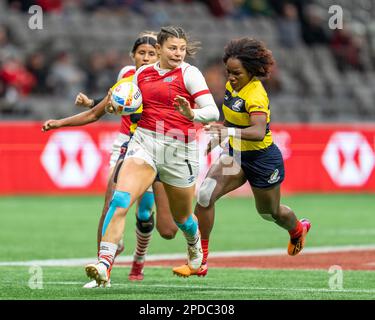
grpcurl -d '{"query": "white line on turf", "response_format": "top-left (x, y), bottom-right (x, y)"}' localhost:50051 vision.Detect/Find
top-left (1, 244), bottom-right (375, 267)
top-left (20, 281), bottom-right (375, 294)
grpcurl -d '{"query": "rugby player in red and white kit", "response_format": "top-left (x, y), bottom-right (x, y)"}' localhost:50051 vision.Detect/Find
top-left (85, 26), bottom-right (220, 286)
top-left (43, 32), bottom-right (177, 286)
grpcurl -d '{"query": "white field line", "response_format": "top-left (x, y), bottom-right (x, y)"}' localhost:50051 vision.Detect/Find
top-left (1, 244), bottom-right (375, 267)
top-left (8, 281), bottom-right (375, 294)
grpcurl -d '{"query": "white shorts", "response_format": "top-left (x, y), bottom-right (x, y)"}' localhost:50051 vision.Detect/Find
top-left (125, 127), bottom-right (199, 188)
top-left (110, 132), bottom-right (153, 193)
top-left (109, 132), bottom-right (130, 168)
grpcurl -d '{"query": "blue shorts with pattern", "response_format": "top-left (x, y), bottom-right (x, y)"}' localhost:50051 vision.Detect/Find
top-left (229, 143), bottom-right (285, 189)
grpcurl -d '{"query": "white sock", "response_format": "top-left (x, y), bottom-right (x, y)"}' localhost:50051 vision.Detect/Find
top-left (98, 241), bottom-right (118, 269)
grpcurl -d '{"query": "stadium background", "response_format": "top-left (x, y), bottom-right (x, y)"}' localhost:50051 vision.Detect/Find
top-left (1, 0), bottom-right (375, 300)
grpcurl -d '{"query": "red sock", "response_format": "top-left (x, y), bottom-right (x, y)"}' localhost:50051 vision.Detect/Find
top-left (201, 239), bottom-right (209, 265)
top-left (288, 220), bottom-right (303, 239)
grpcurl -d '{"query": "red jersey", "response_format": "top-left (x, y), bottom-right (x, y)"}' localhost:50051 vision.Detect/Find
top-left (135, 62), bottom-right (211, 142)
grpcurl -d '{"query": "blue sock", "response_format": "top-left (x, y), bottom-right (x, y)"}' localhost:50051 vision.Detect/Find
top-left (137, 192), bottom-right (155, 221)
top-left (175, 214), bottom-right (198, 244)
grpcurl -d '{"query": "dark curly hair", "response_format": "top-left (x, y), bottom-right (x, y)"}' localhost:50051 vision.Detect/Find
top-left (223, 38), bottom-right (275, 78)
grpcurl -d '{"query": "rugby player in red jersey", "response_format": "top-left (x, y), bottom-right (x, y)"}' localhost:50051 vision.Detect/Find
top-left (43, 32), bottom-right (177, 286)
top-left (84, 26), bottom-right (220, 286)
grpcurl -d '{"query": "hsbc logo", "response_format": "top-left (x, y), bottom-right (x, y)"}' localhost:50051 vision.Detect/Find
top-left (41, 131), bottom-right (102, 188)
top-left (322, 132), bottom-right (375, 186)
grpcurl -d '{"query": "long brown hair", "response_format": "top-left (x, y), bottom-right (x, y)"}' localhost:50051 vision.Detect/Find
top-left (157, 26), bottom-right (201, 57)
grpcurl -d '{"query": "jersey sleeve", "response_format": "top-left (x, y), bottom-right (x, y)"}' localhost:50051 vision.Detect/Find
top-left (245, 86), bottom-right (269, 116)
top-left (183, 65), bottom-right (211, 99)
top-left (117, 66), bottom-right (136, 82)
top-left (183, 66), bottom-right (220, 122)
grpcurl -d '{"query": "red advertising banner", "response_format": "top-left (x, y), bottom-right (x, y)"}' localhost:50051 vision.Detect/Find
top-left (1, 121), bottom-right (375, 195)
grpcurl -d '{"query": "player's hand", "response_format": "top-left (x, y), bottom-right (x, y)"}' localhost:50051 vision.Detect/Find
top-left (42, 119), bottom-right (61, 132)
top-left (205, 136), bottom-right (221, 155)
top-left (104, 89), bottom-right (116, 114)
top-left (75, 92), bottom-right (93, 108)
top-left (204, 123), bottom-right (228, 138)
top-left (173, 95), bottom-right (194, 120)
top-left (204, 123), bottom-right (228, 154)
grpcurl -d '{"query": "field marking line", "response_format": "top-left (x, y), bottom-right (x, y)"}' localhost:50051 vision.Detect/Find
top-left (1, 244), bottom-right (375, 267)
top-left (7, 281), bottom-right (375, 294)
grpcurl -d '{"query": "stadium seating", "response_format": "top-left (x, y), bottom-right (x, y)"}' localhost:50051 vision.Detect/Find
top-left (0, 0), bottom-right (374, 122)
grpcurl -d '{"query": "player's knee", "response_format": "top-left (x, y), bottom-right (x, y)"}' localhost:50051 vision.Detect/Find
top-left (197, 177), bottom-right (217, 208)
top-left (137, 192), bottom-right (155, 221)
top-left (102, 191), bottom-right (130, 236)
top-left (111, 190), bottom-right (131, 211)
top-left (136, 212), bottom-right (154, 234)
top-left (158, 228), bottom-right (177, 240)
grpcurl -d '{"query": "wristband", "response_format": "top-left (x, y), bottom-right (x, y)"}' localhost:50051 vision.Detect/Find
top-left (227, 127), bottom-right (236, 137)
top-left (92, 98), bottom-right (103, 108)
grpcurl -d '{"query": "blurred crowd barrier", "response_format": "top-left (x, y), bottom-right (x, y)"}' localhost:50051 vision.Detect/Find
top-left (1, 121), bottom-right (375, 195)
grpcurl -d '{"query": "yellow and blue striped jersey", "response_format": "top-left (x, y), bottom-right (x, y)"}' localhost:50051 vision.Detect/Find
top-left (222, 77), bottom-right (273, 151)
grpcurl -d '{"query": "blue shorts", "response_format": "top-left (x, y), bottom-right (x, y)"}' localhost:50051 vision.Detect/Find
top-left (230, 143), bottom-right (285, 189)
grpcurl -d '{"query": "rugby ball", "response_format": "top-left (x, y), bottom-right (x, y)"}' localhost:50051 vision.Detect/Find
top-left (110, 80), bottom-right (142, 115)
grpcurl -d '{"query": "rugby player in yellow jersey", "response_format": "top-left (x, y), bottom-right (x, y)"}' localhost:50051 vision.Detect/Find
top-left (42, 32), bottom-right (177, 286)
top-left (173, 37), bottom-right (311, 277)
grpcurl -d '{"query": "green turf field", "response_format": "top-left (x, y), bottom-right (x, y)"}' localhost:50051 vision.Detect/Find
top-left (1, 194), bottom-right (375, 300)
top-left (2, 267), bottom-right (375, 300)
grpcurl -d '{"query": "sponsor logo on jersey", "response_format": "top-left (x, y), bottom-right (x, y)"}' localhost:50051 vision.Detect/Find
top-left (232, 99), bottom-right (244, 112)
top-left (163, 75), bottom-right (177, 83)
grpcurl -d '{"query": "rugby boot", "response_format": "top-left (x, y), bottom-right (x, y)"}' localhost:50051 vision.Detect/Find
top-left (288, 218), bottom-right (311, 256)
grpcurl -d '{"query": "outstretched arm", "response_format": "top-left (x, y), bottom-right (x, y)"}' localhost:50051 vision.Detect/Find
top-left (42, 93), bottom-right (111, 132)
top-left (75, 92), bottom-right (105, 109)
